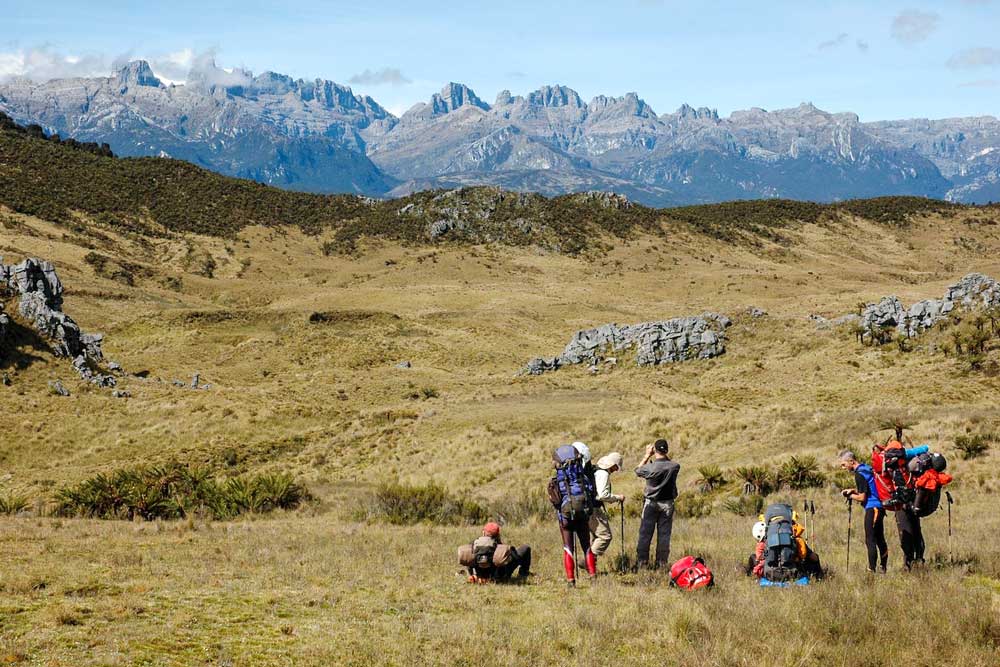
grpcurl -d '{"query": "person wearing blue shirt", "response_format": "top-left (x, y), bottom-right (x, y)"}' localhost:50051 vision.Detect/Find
top-left (840, 450), bottom-right (888, 573)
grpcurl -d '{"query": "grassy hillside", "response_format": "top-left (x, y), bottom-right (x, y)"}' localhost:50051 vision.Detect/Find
top-left (0, 114), bottom-right (969, 253)
top-left (1, 123), bottom-right (999, 665)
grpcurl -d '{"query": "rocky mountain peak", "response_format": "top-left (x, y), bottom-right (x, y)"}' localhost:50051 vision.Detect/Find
top-left (431, 83), bottom-right (490, 115)
top-left (115, 60), bottom-right (162, 89)
top-left (526, 85), bottom-right (584, 108)
top-left (674, 103), bottom-right (719, 121)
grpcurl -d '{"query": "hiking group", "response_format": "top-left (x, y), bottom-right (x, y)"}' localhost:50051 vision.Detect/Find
top-left (458, 431), bottom-right (953, 588)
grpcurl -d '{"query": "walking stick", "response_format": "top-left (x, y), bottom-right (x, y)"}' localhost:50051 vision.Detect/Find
top-left (845, 498), bottom-right (853, 574)
top-left (619, 498), bottom-right (626, 575)
top-left (809, 500), bottom-right (816, 545)
top-left (946, 491), bottom-right (954, 565)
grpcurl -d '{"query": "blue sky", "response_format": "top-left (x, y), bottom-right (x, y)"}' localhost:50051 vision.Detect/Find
top-left (2, 0), bottom-right (999, 120)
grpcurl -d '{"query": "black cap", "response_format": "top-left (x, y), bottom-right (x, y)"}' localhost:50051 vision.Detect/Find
top-left (654, 439), bottom-right (669, 454)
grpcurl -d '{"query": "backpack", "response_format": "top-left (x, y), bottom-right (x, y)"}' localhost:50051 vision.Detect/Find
top-left (547, 445), bottom-right (596, 522)
top-left (669, 556), bottom-right (714, 590)
top-left (762, 504), bottom-right (799, 582)
top-left (871, 443), bottom-right (914, 511)
top-left (472, 536), bottom-right (498, 570)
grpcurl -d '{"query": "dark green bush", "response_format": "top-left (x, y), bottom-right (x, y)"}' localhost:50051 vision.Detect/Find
top-left (53, 464), bottom-right (306, 521)
top-left (955, 434), bottom-right (992, 460)
top-left (776, 455), bottom-right (826, 490)
top-left (365, 482), bottom-right (487, 525)
top-left (0, 493), bottom-right (28, 515)
top-left (722, 494), bottom-right (765, 517)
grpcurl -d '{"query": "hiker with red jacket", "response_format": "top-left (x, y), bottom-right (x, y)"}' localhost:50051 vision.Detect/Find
top-left (634, 439), bottom-right (680, 569)
top-left (839, 450), bottom-right (889, 573)
top-left (548, 444), bottom-right (599, 587)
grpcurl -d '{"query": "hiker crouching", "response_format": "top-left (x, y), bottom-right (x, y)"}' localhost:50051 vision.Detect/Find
top-left (634, 439), bottom-right (679, 569)
top-left (459, 522), bottom-right (531, 584)
top-left (590, 452), bottom-right (625, 558)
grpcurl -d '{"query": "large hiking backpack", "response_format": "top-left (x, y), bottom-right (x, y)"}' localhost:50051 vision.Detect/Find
top-left (547, 445), bottom-right (596, 522)
top-left (762, 504), bottom-right (799, 582)
top-left (472, 535), bottom-right (498, 570)
top-left (669, 556), bottom-right (714, 590)
top-left (871, 443), bottom-right (915, 511)
top-left (912, 453), bottom-right (952, 518)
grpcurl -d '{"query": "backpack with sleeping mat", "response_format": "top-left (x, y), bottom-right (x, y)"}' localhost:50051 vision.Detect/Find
top-left (546, 444), bottom-right (596, 522)
top-left (762, 503), bottom-right (799, 582)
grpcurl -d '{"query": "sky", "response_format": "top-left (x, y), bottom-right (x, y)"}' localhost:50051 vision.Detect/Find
top-left (2, 0), bottom-right (999, 121)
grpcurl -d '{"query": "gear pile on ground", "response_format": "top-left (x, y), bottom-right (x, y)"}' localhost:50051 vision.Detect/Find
top-left (524, 313), bottom-right (732, 375)
top-left (857, 273), bottom-right (1000, 339)
top-left (0, 256), bottom-right (115, 386)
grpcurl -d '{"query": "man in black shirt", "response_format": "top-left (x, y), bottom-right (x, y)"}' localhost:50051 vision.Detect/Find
top-left (634, 439), bottom-right (681, 569)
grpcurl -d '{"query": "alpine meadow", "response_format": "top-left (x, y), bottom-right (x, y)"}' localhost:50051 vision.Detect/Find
top-left (2, 2), bottom-right (1000, 666)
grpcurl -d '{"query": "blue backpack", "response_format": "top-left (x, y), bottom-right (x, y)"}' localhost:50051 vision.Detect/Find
top-left (547, 445), bottom-right (596, 522)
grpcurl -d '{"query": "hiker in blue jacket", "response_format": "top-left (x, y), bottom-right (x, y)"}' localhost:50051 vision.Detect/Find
top-left (839, 450), bottom-right (888, 573)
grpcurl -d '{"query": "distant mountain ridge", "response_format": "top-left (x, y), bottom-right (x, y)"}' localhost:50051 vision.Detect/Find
top-left (1, 60), bottom-right (997, 205)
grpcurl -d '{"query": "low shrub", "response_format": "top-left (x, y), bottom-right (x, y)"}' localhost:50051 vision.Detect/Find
top-left (695, 465), bottom-right (727, 492)
top-left (363, 482), bottom-right (487, 525)
top-left (776, 455), bottom-right (826, 490)
top-left (53, 464), bottom-right (306, 521)
top-left (0, 493), bottom-right (28, 515)
top-left (674, 493), bottom-right (713, 519)
top-left (955, 434), bottom-right (992, 460)
top-left (733, 466), bottom-right (776, 496)
top-left (722, 494), bottom-right (765, 517)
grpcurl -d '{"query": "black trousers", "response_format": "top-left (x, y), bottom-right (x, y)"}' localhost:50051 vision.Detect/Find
top-left (895, 510), bottom-right (925, 568)
top-left (472, 545), bottom-right (532, 581)
top-left (864, 507), bottom-right (889, 572)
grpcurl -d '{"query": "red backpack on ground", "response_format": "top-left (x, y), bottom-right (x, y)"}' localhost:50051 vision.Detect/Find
top-left (669, 556), bottom-right (714, 590)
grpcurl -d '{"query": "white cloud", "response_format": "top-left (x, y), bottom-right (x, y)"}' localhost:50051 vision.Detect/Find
top-left (947, 47), bottom-right (1000, 69)
top-left (891, 9), bottom-right (940, 45)
top-left (0, 47), bottom-right (111, 83)
top-left (348, 67), bottom-right (411, 87)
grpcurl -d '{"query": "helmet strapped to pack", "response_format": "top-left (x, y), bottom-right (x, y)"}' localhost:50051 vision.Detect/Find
top-left (547, 445), bottom-right (596, 522)
top-left (873, 443), bottom-right (953, 515)
top-left (752, 521), bottom-right (767, 542)
top-left (762, 503), bottom-right (799, 582)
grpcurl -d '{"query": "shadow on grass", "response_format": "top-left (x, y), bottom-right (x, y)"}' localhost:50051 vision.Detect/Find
top-left (0, 316), bottom-right (50, 371)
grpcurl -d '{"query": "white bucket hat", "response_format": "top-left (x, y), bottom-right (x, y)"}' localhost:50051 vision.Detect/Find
top-left (596, 452), bottom-right (623, 470)
top-left (572, 441), bottom-right (591, 464)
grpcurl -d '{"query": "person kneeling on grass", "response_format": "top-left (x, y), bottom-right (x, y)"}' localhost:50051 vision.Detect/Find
top-left (460, 522), bottom-right (531, 584)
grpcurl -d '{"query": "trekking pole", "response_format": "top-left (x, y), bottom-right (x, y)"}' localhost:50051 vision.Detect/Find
top-left (845, 498), bottom-right (853, 574)
top-left (803, 500), bottom-right (809, 543)
top-left (618, 498), bottom-right (625, 574)
top-left (946, 491), bottom-right (954, 565)
top-left (809, 500), bottom-right (816, 546)
top-left (571, 531), bottom-right (578, 583)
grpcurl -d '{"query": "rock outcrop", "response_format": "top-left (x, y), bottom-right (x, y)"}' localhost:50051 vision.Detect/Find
top-left (1, 257), bottom-right (115, 386)
top-left (857, 273), bottom-right (1000, 340)
top-left (525, 313), bottom-right (731, 375)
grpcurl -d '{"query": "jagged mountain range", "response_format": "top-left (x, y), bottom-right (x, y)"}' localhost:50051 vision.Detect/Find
top-left (1, 59), bottom-right (997, 205)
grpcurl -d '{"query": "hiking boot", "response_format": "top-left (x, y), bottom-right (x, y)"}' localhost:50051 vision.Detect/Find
top-left (566, 580), bottom-right (576, 589)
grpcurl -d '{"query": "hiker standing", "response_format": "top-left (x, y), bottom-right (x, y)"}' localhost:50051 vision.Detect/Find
top-left (895, 508), bottom-right (926, 570)
top-left (634, 439), bottom-right (680, 569)
top-left (840, 450), bottom-right (888, 573)
top-left (548, 444), bottom-right (599, 586)
top-left (590, 452), bottom-right (625, 557)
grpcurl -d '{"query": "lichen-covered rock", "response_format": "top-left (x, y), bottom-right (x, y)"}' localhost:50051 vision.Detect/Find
top-left (524, 313), bottom-right (731, 375)
top-left (855, 273), bottom-right (1000, 341)
top-left (1, 257), bottom-right (114, 386)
